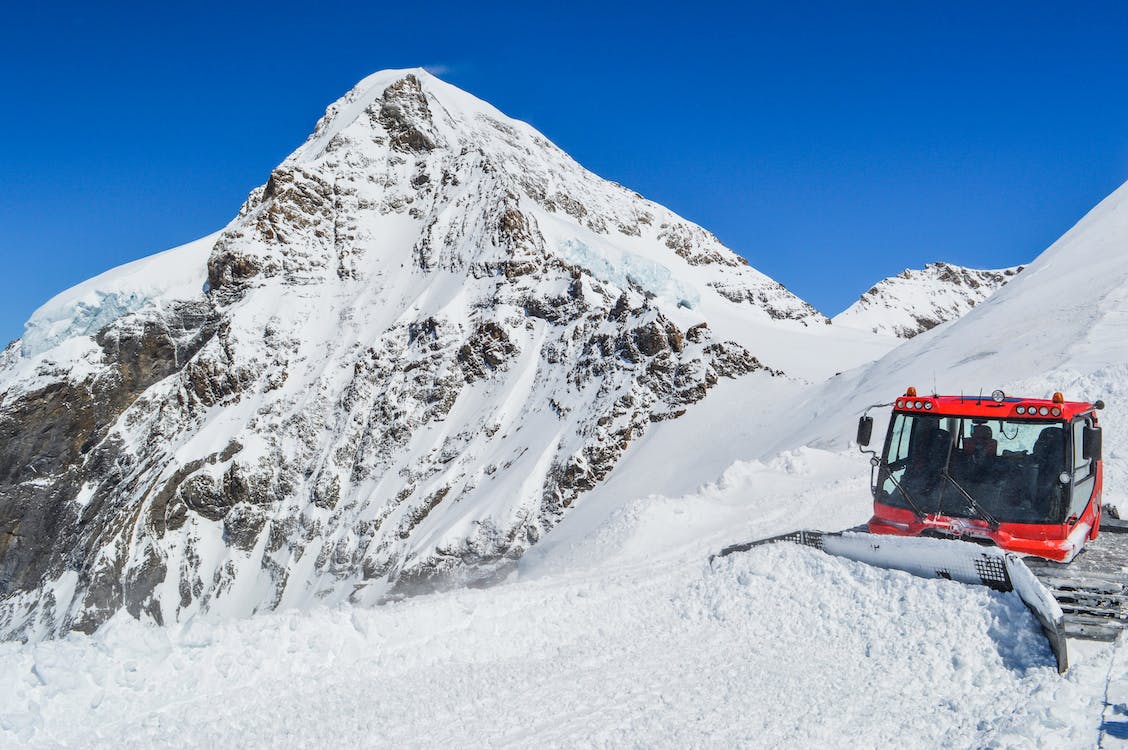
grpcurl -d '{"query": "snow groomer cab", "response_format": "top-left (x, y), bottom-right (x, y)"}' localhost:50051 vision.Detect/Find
top-left (859, 388), bottom-right (1104, 562)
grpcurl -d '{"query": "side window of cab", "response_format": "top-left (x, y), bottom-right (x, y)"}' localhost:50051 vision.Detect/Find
top-left (1069, 417), bottom-right (1097, 521)
top-left (1072, 418), bottom-right (1093, 480)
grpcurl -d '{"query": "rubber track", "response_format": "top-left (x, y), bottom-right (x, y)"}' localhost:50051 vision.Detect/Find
top-left (1024, 524), bottom-right (1128, 642)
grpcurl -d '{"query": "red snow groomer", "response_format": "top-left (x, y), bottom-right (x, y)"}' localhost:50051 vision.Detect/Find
top-left (714, 388), bottom-right (1127, 673)
top-left (860, 388), bottom-right (1104, 562)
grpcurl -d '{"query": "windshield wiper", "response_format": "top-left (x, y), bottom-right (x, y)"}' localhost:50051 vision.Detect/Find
top-left (939, 471), bottom-right (1000, 529)
top-left (936, 426), bottom-right (1000, 529)
top-left (880, 465), bottom-right (930, 520)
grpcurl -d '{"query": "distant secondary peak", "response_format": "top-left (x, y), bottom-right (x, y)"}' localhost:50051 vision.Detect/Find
top-left (834, 261), bottom-right (1025, 339)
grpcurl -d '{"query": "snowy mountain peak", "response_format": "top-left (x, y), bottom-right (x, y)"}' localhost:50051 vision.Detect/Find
top-left (294, 69), bottom-right (510, 162)
top-left (0, 69), bottom-right (856, 640)
top-left (833, 261), bottom-right (1023, 339)
top-left (199, 69), bottom-right (826, 327)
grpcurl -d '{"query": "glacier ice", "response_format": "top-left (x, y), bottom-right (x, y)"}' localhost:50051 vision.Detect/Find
top-left (23, 290), bottom-right (154, 357)
top-left (17, 233), bottom-right (216, 358)
top-left (559, 238), bottom-right (701, 309)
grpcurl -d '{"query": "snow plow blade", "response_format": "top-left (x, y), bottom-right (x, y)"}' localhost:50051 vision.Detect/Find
top-left (712, 530), bottom-right (1069, 673)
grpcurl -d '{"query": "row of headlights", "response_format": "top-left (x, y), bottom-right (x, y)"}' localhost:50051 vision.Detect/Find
top-left (1016, 405), bottom-right (1062, 417)
top-left (895, 400), bottom-right (1062, 417)
top-left (896, 399), bottom-right (933, 410)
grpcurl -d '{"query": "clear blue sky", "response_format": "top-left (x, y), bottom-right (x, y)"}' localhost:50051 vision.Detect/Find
top-left (3, 1), bottom-right (1127, 344)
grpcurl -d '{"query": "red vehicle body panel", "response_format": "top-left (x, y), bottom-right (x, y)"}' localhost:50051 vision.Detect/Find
top-left (867, 392), bottom-right (1103, 562)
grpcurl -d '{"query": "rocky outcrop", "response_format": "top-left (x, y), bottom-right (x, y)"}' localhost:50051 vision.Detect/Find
top-left (0, 301), bottom-right (222, 631)
top-left (376, 74), bottom-right (438, 153)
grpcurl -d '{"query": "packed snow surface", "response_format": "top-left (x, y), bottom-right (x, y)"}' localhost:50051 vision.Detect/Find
top-left (0, 447), bottom-right (1116, 749)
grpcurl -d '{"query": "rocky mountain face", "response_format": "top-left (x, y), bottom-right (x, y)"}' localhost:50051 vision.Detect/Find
top-left (0, 70), bottom-right (826, 639)
top-left (833, 262), bottom-right (1023, 339)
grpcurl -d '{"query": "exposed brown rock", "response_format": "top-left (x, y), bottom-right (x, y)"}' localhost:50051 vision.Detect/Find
top-left (376, 74), bottom-right (437, 153)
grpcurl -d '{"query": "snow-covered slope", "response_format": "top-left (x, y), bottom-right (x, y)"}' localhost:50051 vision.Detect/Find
top-left (0, 69), bottom-right (896, 640)
top-left (779, 180), bottom-right (1128, 505)
top-left (833, 261), bottom-right (1023, 339)
top-left (554, 178), bottom-right (1128, 575)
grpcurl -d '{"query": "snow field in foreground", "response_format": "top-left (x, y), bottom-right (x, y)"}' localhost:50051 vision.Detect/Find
top-left (0, 449), bottom-right (1114, 749)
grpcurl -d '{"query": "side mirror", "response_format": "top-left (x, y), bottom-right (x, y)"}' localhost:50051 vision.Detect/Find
top-left (1084, 426), bottom-right (1102, 461)
top-left (857, 416), bottom-right (874, 447)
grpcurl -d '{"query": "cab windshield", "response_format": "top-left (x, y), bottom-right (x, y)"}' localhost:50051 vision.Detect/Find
top-left (878, 412), bottom-right (1076, 524)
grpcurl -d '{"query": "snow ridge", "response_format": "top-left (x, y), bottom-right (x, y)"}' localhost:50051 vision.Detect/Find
top-left (833, 261), bottom-right (1023, 339)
